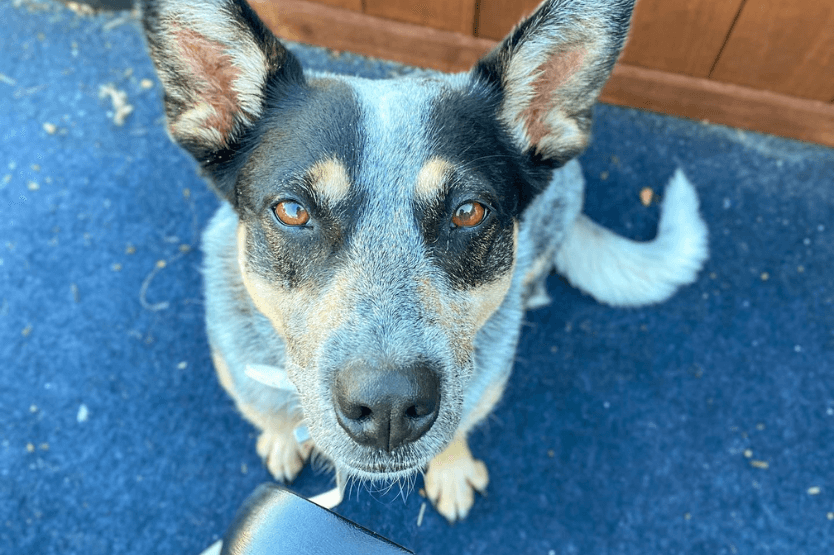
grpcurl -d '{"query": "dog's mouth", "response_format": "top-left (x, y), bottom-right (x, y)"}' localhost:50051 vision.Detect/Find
top-left (324, 433), bottom-right (442, 481)
top-left (339, 454), bottom-right (429, 482)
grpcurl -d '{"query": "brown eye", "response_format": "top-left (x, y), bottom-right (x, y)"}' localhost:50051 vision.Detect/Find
top-left (274, 200), bottom-right (310, 227)
top-left (452, 201), bottom-right (487, 228)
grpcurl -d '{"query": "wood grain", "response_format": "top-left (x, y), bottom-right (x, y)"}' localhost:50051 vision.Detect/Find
top-left (475, 0), bottom-right (540, 39)
top-left (315, 0), bottom-right (362, 11)
top-left (250, 0), bottom-right (362, 12)
top-left (364, 0), bottom-right (478, 36)
top-left (710, 0), bottom-right (834, 101)
top-left (312, 0), bottom-right (361, 11)
top-left (249, 0), bottom-right (494, 73)
top-left (601, 64), bottom-right (834, 147)
top-left (246, 0), bottom-right (834, 147)
top-left (619, 0), bottom-right (745, 77)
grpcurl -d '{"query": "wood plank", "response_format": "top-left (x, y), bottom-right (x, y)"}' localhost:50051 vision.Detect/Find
top-left (247, 0), bottom-right (834, 147)
top-left (710, 0), bottom-right (834, 101)
top-left (364, 0), bottom-right (477, 36)
top-left (309, 0), bottom-right (362, 11)
top-left (251, 0), bottom-right (362, 12)
top-left (619, 0), bottom-right (744, 77)
top-left (601, 64), bottom-right (834, 147)
top-left (478, 0), bottom-right (745, 77)
top-left (475, 0), bottom-right (540, 40)
top-left (249, 0), bottom-right (495, 73)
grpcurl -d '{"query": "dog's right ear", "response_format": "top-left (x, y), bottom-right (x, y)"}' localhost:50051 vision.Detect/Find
top-left (141, 0), bottom-right (303, 201)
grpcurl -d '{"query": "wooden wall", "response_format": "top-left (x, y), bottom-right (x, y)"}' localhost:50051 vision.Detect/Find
top-left (249, 0), bottom-right (834, 147)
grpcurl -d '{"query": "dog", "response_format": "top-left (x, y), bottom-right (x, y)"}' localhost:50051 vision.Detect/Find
top-left (141, 0), bottom-right (707, 522)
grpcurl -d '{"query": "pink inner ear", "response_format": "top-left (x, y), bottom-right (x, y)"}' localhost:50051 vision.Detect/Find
top-left (172, 26), bottom-right (242, 144)
top-left (521, 48), bottom-right (587, 146)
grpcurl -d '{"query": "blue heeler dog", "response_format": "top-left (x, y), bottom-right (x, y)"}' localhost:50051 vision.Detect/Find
top-left (141, 0), bottom-right (707, 522)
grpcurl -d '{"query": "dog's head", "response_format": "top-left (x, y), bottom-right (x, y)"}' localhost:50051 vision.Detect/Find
top-left (142, 0), bottom-right (634, 480)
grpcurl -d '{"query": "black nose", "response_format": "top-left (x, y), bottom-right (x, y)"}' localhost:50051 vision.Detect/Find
top-left (333, 364), bottom-right (440, 453)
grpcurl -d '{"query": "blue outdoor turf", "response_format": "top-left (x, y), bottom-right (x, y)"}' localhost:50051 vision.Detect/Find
top-left (1, 2), bottom-right (833, 554)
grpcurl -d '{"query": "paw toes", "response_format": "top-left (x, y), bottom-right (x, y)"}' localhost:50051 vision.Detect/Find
top-left (266, 445), bottom-right (303, 483)
top-left (469, 459), bottom-right (489, 492)
top-left (439, 481), bottom-right (475, 522)
top-left (255, 432), bottom-right (273, 460)
top-left (256, 430), bottom-right (310, 483)
top-left (425, 449), bottom-right (489, 522)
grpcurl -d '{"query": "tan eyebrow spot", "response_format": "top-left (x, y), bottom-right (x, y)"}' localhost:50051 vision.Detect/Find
top-left (415, 157), bottom-right (454, 203)
top-left (309, 157), bottom-right (352, 204)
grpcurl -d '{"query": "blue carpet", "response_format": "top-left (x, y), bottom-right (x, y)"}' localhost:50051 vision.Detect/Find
top-left (2, 2), bottom-right (833, 554)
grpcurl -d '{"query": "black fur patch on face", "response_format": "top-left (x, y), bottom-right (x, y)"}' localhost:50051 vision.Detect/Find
top-left (234, 78), bottom-right (364, 288)
top-left (418, 85), bottom-right (554, 289)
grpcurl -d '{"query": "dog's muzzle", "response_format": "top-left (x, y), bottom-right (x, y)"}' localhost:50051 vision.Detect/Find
top-left (333, 363), bottom-right (440, 453)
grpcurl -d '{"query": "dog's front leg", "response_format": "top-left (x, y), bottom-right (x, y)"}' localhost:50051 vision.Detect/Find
top-left (424, 434), bottom-right (489, 522)
top-left (211, 349), bottom-right (312, 483)
top-left (424, 380), bottom-right (505, 521)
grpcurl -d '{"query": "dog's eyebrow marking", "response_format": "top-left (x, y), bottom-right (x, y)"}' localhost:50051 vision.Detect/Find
top-left (415, 157), bottom-right (454, 203)
top-left (308, 157), bottom-right (352, 205)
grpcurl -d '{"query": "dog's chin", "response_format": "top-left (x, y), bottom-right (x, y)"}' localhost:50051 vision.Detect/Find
top-left (325, 441), bottom-right (438, 483)
top-left (339, 457), bottom-right (429, 483)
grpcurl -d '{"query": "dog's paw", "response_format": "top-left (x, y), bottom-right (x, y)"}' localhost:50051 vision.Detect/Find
top-left (424, 436), bottom-right (489, 522)
top-left (256, 427), bottom-right (312, 483)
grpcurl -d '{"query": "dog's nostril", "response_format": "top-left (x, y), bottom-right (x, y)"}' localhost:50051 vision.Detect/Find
top-left (405, 403), bottom-right (432, 419)
top-left (342, 403), bottom-right (373, 421)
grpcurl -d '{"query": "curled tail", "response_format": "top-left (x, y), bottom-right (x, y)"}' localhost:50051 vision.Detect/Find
top-left (555, 169), bottom-right (708, 307)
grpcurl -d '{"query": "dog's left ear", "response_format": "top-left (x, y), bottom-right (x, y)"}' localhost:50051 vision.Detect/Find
top-left (473, 0), bottom-right (635, 164)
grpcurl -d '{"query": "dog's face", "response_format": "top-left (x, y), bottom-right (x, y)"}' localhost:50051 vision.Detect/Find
top-left (142, 0), bottom-right (634, 479)
top-left (233, 75), bottom-right (534, 477)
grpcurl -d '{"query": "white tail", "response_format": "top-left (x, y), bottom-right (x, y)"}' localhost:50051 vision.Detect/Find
top-left (555, 169), bottom-right (708, 307)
